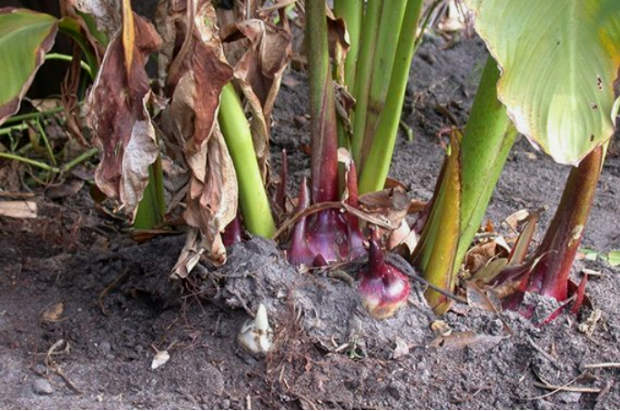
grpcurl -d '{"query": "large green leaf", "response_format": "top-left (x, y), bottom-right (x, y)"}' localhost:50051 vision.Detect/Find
top-left (0, 8), bottom-right (58, 125)
top-left (465, 0), bottom-right (620, 165)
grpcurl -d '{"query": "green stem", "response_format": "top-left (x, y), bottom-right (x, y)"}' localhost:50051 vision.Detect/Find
top-left (359, 0), bottom-right (424, 194)
top-left (0, 151), bottom-right (59, 172)
top-left (45, 53), bottom-right (93, 78)
top-left (34, 118), bottom-right (57, 166)
top-left (3, 106), bottom-right (64, 124)
top-left (333, 0), bottom-right (363, 93)
top-left (219, 83), bottom-right (276, 238)
top-left (351, 0), bottom-right (382, 165)
top-left (0, 147), bottom-right (98, 174)
top-left (58, 17), bottom-right (98, 79)
top-left (357, 0), bottom-right (408, 170)
top-left (306, 0), bottom-right (339, 203)
top-left (134, 156), bottom-right (166, 229)
top-left (0, 123), bottom-right (29, 136)
top-left (62, 147), bottom-right (99, 172)
top-left (411, 57), bottom-right (516, 314)
top-left (452, 57), bottom-right (516, 273)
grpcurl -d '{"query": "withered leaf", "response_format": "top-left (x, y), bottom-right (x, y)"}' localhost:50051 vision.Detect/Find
top-left (326, 13), bottom-right (349, 84)
top-left (87, 12), bottom-right (162, 219)
top-left (159, 0), bottom-right (237, 266)
top-left (357, 187), bottom-right (410, 229)
top-left (221, 19), bottom-right (291, 119)
top-left (222, 19), bottom-right (292, 179)
top-left (184, 126), bottom-right (237, 265)
top-left (42, 302), bottom-right (65, 322)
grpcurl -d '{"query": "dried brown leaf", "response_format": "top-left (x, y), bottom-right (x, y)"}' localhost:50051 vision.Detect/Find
top-left (184, 126), bottom-right (237, 265)
top-left (431, 320), bottom-right (452, 337)
top-left (504, 208), bottom-right (529, 232)
top-left (223, 20), bottom-right (291, 120)
top-left (326, 14), bottom-right (349, 84)
top-left (159, 0), bottom-right (237, 266)
top-left (42, 302), bottom-right (65, 322)
top-left (388, 219), bottom-right (418, 253)
top-left (357, 187), bottom-right (410, 229)
top-left (222, 19), bottom-right (291, 179)
top-left (87, 13), bottom-right (162, 219)
top-left (466, 239), bottom-right (503, 274)
top-left (0, 201), bottom-right (38, 219)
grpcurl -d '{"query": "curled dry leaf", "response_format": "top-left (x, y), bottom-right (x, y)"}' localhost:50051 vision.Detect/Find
top-left (221, 19), bottom-right (292, 180)
top-left (42, 302), bottom-right (65, 322)
top-left (87, 12), bottom-right (162, 219)
top-left (465, 239), bottom-right (505, 275)
top-left (356, 187), bottom-right (410, 230)
top-left (325, 13), bottom-right (349, 84)
top-left (430, 320), bottom-right (452, 337)
top-left (171, 228), bottom-right (203, 279)
top-left (504, 209), bottom-right (529, 232)
top-left (388, 219), bottom-right (418, 255)
top-left (465, 281), bottom-right (501, 313)
top-left (222, 20), bottom-right (291, 121)
top-left (158, 0), bottom-right (236, 266)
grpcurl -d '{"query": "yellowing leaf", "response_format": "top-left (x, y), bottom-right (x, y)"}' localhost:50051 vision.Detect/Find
top-left (465, 0), bottom-right (620, 165)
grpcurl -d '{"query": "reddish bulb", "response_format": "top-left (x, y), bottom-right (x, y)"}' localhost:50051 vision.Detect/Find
top-left (359, 229), bottom-right (410, 320)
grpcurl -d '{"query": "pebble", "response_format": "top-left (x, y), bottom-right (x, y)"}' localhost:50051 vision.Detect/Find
top-left (32, 379), bottom-right (54, 395)
top-left (99, 341), bottom-right (112, 353)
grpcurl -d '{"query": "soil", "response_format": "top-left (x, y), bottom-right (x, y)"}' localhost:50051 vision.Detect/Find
top-left (2, 32), bottom-right (620, 410)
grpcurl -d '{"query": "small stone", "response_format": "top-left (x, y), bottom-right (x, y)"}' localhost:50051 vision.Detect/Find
top-left (558, 391), bottom-right (581, 403)
top-left (32, 379), bottom-right (54, 395)
top-left (534, 399), bottom-right (555, 410)
top-left (221, 399), bottom-right (231, 409)
top-left (99, 341), bottom-right (112, 354)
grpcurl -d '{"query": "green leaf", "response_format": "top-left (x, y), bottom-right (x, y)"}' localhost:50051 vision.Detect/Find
top-left (608, 250), bottom-right (620, 267)
top-left (465, 0), bottom-right (620, 165)
top-left (0, 9), bottom-right (58, 125)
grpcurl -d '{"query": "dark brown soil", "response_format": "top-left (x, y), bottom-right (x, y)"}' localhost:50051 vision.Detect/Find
top-left (1, 34), bottom-right (620, 409)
